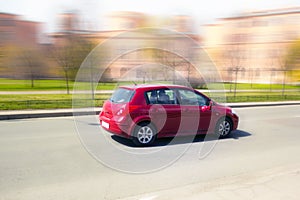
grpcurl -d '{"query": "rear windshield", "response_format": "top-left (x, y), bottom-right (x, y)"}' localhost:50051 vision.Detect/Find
top-left (110, 88), bottom-right (134, 103)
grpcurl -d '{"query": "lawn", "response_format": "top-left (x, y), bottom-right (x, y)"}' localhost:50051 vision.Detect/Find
top-left (0, 79), bottom-right (299, 110)
top-left (0, 79), bottom-right (72, 91)
top-left (0, 78), bottom-right (117, 91)
top-left (202, 91), bottom-right (300, 103)
top-left (225, 92), bottom-right (300, 102)
top-left (207, 82), bottom-right (300, 90)
top-left (0, 91), bottom-right (299, 110)
top-left (1, 78), bottom-right (299, 91)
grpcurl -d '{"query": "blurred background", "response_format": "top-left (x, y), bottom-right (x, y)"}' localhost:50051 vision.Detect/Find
top-left (1, 0), bottom-right (300, 109)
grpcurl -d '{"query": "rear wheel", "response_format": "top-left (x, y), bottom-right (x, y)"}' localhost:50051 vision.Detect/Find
top-left (132, 122), bottom-right (156, 146)
top-left (215, 117), bottom-right (232, 138)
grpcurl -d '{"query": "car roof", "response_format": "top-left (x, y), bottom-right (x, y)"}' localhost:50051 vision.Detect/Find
top-left (119, 84), bottom-right (193, 91)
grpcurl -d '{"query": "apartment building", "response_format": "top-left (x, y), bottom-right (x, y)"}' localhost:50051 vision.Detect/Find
top-left (203, 7), bottom-right (300, 83)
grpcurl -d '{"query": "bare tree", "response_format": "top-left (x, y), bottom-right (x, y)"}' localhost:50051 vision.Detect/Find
top-left (276, 49), bottom-right (290, 97)
top-left (52, 35), bottom-right (94, 94)
top-left (285, 39), bottom-right (300, 85)
top-left (0, 45), bottom-right (12, 77)
top-left (0, 46), bottom-right (5, 75)
top-left (152, 48), bottom-right (188, 84)
top-left (221, 45), bottom-right (245, 96)
top-left (19, 47), bottom-right (46, 87)
top-left (3, 45), bottom-right (47, 85)
top-left (217, 30), bottom-right (251, 97)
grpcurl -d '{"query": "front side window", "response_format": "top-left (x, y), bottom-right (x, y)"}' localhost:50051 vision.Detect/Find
top-left (146, 89), bottom-right (177, 105)
top-left (110, 88), bottom-right (134, 103)
top-left (178, 89), bottom-right (208, 106)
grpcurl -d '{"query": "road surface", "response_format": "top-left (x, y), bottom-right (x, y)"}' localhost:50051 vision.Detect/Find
top-left (0, 105), bottom-right (300, 199)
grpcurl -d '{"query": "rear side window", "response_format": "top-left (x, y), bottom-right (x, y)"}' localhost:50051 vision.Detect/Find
top-left (145, 89), bottom-right (177, 105)
top-left (110, 88), bottom-right (134, 103)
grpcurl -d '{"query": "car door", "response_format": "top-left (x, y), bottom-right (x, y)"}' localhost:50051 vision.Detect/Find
top-left (177, 89), bottom-right (212, 135)
top-left (146, 89), bottom-right (181, 136)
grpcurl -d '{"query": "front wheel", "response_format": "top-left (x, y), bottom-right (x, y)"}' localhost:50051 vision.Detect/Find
top-left (215, 117), bottom-right (232, 138)
top-left (132, 122), bottom-right (156, 146)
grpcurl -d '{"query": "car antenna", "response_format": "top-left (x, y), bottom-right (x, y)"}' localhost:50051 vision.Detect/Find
top-left (132, 81), bottom-right (137, 86)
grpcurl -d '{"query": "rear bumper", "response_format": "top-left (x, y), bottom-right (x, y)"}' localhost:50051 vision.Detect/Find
top-left (99, 114), bottom-right (131, 139)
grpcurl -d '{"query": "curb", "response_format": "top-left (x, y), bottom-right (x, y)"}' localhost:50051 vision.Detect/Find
top-left (0, 101), bottom-right (300, 120)
top-left (0, 111), bottom-right (101, 120)
top-left (0, 109), bottom-right (101, 120)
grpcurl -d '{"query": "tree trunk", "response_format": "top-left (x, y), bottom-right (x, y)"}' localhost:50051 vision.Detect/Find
top-left (31, 75), bottom-right (34, 88)
top-left (281, 70), bottom-right (286, 97)
top-left (89, 63), bottom-right (95, 100)
top-left (64, 70), bottom-right (70, 95)
top-left (234, 68), bottom-right (238, 98)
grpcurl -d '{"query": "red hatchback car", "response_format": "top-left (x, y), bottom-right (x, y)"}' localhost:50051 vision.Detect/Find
top-left (99, 85), bottom-right (239, 146)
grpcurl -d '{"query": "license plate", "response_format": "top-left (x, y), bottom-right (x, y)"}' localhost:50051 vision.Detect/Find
top-left (102, 121), bottom-right (109, 129)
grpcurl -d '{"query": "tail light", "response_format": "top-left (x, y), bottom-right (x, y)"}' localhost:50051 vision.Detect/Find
top-left (115, 104), bottom-right (141, 116)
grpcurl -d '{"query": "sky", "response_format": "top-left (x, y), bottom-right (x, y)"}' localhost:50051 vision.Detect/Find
top-left (1, 0), bottom-right (300, 33)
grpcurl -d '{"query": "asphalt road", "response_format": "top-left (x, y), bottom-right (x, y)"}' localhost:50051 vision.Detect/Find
top-left (1, 105), bottom-right (300, 200)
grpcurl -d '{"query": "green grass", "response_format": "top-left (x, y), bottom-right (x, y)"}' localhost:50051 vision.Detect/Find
top-left (0, 79), bottom-right (73, 91)
top-left (95, 82), bottom-right (117, 90)
top-left (0, 78), bottom-right (118, 91)
top-left (1, 78), bottom-right (299, 91)
top-left (0, 92), bottom-right (299, 110)
top-left (225, 92), bottom-right (300, 103)
top-left (204, 91), bottom-right (300, 103)
top-left (0, 79), bottom-right (299, 110)
top-left (207, 82), bottom-right (300, 90)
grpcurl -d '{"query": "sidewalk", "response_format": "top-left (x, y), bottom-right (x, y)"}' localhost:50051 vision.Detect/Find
top-left (0, 101), bottom-right (300, 120)
top-left (0, 108), bottom-right (102, 120)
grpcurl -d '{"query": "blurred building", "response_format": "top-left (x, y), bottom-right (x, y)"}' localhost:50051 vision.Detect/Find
top-left (102, 12), bottom-right (201, 82)
top-left (106, 11), bottom-right (148, 30)
top-left (172, 15), bottom-right (194, 33)
top-left (58, 11), bottom-right (80, 32)
top-left (50, 11), bottom-right (202, 83)
top-left (0, 13), bottom-right (42, 47)
top-left (203, 7), bottom-right (300, 83)
top-left (0, 13), bottom-right (54, 79)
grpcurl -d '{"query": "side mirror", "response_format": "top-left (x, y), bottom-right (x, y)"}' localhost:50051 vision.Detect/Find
top-left (208, 100), bottom-right (214, 110)
top-left (201, 101), bottom-right (212, 112)
top-left (200, 105), bottom-right (210, 112)
top-left (209, 100), bottom-right (214, 107)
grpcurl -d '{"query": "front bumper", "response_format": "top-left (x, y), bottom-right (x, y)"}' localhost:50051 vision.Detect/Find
top-left (232, 113), bottom-right (239, 130)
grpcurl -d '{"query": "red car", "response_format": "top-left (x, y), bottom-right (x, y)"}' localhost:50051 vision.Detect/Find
top-left (99, 85), bottom-right (239, 146)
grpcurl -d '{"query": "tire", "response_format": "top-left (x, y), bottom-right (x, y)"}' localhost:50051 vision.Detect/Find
top-left (215, 117), bottom-right (232, 138)
top-left (132, 122), bottom-right (156, 146)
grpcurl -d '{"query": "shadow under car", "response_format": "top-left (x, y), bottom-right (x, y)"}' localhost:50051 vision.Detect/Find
top-left (111, 129), bottom-right (252, 148)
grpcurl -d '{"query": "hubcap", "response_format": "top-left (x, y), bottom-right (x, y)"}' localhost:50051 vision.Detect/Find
top-left (137, 126), bottom-right (153, 144)
top-left (218, 120), bottom-right (231, 136)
